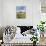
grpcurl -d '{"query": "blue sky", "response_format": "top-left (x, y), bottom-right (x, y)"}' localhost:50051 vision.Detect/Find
top-left (16, 6), bottom-right (26, 12)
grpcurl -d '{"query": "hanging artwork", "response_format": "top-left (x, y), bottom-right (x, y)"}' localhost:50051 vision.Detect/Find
top-left (41, 0), bottom-right (46, 13)
top-left (16, 6), bottom-right (26, 19)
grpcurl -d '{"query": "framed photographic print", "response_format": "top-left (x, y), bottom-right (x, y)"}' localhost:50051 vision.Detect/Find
top-left (16, 6), bottom-right (26, 19)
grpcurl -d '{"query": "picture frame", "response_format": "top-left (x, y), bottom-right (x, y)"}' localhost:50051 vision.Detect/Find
top-left (16, 6), bottom-right (26, 19)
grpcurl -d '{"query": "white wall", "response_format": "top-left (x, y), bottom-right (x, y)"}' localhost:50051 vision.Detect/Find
top-left (0, 0), bottom-right (3, 26)
top-left (0, 0), bottom-right (41, 27)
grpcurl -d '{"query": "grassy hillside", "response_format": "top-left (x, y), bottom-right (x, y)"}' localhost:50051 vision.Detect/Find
top-left (16, 12), bottom-right (26, 19)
